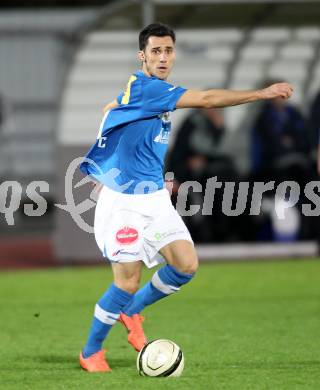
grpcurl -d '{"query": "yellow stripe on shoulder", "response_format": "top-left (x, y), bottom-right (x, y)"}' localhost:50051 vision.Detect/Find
top-left (121, 75), bottom-right (137, 105)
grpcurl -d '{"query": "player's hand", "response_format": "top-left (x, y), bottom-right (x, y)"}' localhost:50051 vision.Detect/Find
top-left (261, 82), bottom-right (293, 100)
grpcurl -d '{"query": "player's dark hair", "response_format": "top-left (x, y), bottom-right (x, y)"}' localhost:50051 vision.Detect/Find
top-left (139, 23), bottom-right (175, 51)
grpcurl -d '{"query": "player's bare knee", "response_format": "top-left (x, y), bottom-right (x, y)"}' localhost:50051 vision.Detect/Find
top-left (189, 258), bottom-right (199, 274)
top-left (116, 281), bottom-right (139, 294)
top-left (184, 259), bottom-right (199, 274)
top-left (115, 277), bottom-right (140, 294)
top-left (175, 255), bottom-right (199, 275)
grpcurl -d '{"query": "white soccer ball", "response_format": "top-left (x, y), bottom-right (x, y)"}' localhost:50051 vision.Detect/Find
top-left (137, 339), bottom-right (184, 377)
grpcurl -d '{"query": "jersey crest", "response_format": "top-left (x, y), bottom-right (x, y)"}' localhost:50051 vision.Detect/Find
top-left (154, 112), bottom-right (171, 144)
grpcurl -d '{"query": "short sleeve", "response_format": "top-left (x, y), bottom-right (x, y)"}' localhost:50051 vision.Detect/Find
top-left (142, 78), bottom-right (187, 114)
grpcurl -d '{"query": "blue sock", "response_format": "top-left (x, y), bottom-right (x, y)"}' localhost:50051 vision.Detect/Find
top-left (83, 283), bottom-right (133, 358)
top-left (123, 264), bottom-right (195, 316)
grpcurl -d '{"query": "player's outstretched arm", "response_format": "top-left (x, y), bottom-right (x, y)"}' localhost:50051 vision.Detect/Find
top-left (103, 99), bottom-right (118, 113)
top-left (176, 82), bottom-right (293, 109)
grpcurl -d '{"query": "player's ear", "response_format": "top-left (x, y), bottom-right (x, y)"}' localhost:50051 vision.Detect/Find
top-left (138, 50), bottom-right (146, 62)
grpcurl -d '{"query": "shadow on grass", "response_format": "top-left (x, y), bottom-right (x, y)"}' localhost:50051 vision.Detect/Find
top-left (35, 354), bottom-right (133, 370)
top-left (1, 352), bottom-right (134, 372)
top-left (108, 357), bottom-right (134, 369)
top-left (23, 354), bottom-right (81, 371)
top-left (35, 354), bottom-right (76, 364)
top-left (0, 354), bottom-right (79, 372)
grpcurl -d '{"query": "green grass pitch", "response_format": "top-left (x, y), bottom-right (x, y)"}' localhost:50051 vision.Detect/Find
top-left (0, 259), bottom-right (319, 389)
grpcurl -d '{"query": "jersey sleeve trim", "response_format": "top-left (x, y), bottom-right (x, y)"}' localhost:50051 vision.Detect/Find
top-left (167, 87), bottom-right (187, 111)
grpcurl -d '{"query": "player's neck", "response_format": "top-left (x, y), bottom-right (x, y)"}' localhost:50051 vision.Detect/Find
top-left (141, 65), bottom-right (167, 81)
top-left (141, 68), bottom-right (151, 78)
top-left (141, 67), bottom-right (167, 81)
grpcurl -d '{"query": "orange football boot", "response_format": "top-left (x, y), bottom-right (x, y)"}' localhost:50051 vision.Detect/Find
top-left (119, 313), bottom-right (147, 352)
top-left (79, 349), bottom-right (111, 372)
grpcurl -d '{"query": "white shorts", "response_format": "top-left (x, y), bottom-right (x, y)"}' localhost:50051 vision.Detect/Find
top-left (94, 185), bottom-right (193, 268)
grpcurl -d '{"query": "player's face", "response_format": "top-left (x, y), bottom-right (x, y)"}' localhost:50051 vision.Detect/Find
top-left (139, 36), bottom-right (176, 80)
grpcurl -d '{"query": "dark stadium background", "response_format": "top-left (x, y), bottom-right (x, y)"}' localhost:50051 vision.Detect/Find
top-left (0, 0), bottom-right (319, 268)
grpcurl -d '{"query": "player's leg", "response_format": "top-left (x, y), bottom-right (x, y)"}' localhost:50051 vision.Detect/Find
top-left (80, 261), bottom-right (142, 372)
top-left (122, 239), bottom-right (198, 316)
top-left (113, 261), bottom-right (149, 351)
top-left (119, 191), bottom-right (197, 351)
top-left (159, 239), bottom-right (199, 274)
top-left (112, 260), bottom-right (143, 293)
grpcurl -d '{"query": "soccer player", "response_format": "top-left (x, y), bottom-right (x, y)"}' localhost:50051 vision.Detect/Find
top-left (79, 23), bottom-right (293, 372)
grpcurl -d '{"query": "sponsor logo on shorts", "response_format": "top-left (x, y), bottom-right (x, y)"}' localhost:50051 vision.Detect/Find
top-left (116, 226), bottom-right (139, 245)
top-left (155, 232), bottom-right (162, 241)
top-left (112, 249), bottom-right (139, 257)
top-left (154, 230), bottom-right (186, 241)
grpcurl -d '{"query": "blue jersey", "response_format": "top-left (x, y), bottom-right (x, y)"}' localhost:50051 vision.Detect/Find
top-left (80, 71), bottom-right (186, 194)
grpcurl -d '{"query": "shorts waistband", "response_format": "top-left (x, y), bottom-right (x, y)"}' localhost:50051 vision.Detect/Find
top-left (103, 185), bottom-right (168, 199)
